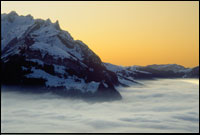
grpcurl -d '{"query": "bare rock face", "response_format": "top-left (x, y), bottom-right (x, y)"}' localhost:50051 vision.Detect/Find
top-left (1, 11), bottom-right (122, 101)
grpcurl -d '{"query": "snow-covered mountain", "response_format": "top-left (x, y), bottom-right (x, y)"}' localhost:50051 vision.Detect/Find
top-left (1, 11), bottom-right (198, 100)
top-left (104, 63), bottom-right (199, 86)
top-left (103, 63), bottom-right (148, 86)
top-left (1, 11), bottom-right (122, 101)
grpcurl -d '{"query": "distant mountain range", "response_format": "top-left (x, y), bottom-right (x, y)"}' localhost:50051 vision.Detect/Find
top-left (1, 11), bottom-right (199, 100)
top-left (104, 63), bottom-right (199, 86)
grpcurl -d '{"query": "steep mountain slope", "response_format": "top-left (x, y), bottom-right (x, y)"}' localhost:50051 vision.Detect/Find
top-left (1, 11), bottom-right (121, 101)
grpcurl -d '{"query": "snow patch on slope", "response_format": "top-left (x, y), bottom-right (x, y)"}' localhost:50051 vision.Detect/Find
top-left (27, 59), bottom-right (44, 66)
top-left (25, 67), bottom-right (99, 93)
top-left (30, 42), bottom-right (72, 60)
top-left (1, 12), bottom-right (34, 50)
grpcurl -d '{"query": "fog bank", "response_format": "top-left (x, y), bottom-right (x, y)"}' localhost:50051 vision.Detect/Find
top-left (1, 79), bottom-right (199, 133)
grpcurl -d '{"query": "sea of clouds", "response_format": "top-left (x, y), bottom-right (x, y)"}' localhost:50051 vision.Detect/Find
top-left (1, 79), bottom-right (199, 133)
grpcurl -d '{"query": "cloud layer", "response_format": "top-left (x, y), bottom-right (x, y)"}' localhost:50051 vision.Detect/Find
top-left (1, 79), bottom-right (199, 133)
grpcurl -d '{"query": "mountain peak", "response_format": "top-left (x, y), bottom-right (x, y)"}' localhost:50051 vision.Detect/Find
top-left (3, 11), bottom-right (19, 23)
top-left (1, 11), bottom-right (122, 101)
top-left (54, 20), bottom-right (61, 30)
top-left (46, 18), bottom-right (51, 24)
top-left (8, 11), bottom-right (18, 16)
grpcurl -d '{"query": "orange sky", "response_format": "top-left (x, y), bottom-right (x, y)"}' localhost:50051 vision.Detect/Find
top-left (1, 1), bottom-right (199, 67)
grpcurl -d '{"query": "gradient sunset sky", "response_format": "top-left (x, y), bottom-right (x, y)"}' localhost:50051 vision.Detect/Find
top-left (1, 1), bottom-right (199, 67)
